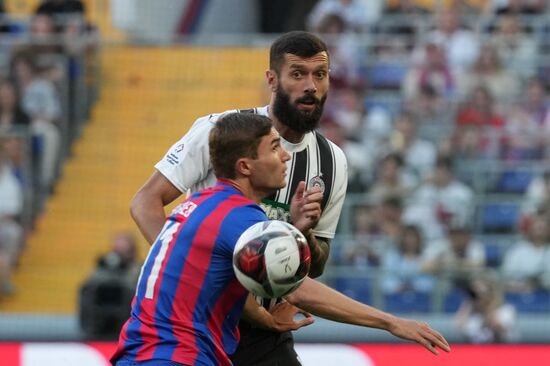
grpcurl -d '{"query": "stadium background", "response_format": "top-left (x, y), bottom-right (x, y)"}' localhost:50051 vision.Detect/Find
top-left (0, 0), bottom-right (549, 365)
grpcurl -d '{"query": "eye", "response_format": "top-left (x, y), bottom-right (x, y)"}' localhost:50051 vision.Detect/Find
top-left (291, 70), bottom-right (302, 79)
top-left (315, 70), bottom-right (328, 80)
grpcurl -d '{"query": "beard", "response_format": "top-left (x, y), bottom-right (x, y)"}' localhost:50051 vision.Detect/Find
top-left (272, 86), bottom-right (326, 134)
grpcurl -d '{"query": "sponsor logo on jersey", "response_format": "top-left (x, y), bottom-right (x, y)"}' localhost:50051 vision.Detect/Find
top-left (260, 200), bottom-right (291, 223)
top-left (309, 175), bottom-right (325, 193)
top-left (175, 143), bottom-right (185, 152)
top-left (166, 153), bottom-right (179, 165)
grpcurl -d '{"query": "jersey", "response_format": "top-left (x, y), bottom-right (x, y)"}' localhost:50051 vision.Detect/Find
top-left (154, 106), bottom-right (349, 365)
top-left (155, 106), bottom-right (348, 240)
top-left (111, 181), bottom-right (267, 366)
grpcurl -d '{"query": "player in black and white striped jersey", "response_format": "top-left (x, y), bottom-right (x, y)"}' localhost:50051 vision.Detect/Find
top-left (131, 31), bottom-right (450, 366)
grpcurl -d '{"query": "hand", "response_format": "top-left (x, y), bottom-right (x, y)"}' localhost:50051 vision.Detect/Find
top-left (290, 181), bottom-right (323, 233)
top-left (268, 301), bottom-right (315, 332)
top-left (387, 317), bottom-right (451, 355)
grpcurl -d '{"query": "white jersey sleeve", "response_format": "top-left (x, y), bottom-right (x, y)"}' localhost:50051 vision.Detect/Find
top-left (154, 114), bottom-right (217, 193)
top-left (312, 143), bottom-right (348, 239)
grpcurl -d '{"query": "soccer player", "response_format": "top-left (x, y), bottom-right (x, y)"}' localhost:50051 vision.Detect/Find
top-left (129, 32), bottom-right (449, 365)
top-left (113, 113), bottom-right (450, 366)
top-left (131, 30), bottom-right (345, 366)
top-left (111, 113), bottom-right (311, 366)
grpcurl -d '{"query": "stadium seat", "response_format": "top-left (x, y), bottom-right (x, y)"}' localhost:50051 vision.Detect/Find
top-left (334, 276), bottom-right (372, 305)
top-left (480, 203), bottom-right (519, 234)
top-left (384, 291), bottom-right (431, 313)
top-left (495, 170), bottom-right (533, 194)
top-left (443, 288), bottom-right (467, 313)
top-left (366, 62), bottom-right (407, 90)
top-left (505, 290), bottom-right (550, 313)
top-left (484, 242), bottom-right (505, 268)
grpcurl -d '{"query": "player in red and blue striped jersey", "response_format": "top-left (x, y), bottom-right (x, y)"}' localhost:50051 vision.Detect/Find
top-left (111, 113), bottom-right (311, 366)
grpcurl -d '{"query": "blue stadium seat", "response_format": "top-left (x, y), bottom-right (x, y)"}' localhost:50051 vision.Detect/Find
top-left (484, 242), bottom-right (504, 268)
top-left (505, 290), bottom-right (550, 313)
top-left (334, 276), bottom-right (371, 305)
top-left (384, 291), bottom-right (431, 313)
top-left (495, 170), bottom-right (533, 194)
top-left (367, 62), bottom-right (407, 89)
top-left (480, 203), bottom-right (519, 233)
top-left (444, 288), bottom-right (467, 313)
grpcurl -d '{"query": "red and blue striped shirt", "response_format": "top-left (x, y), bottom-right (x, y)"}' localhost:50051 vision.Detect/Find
top-left (111, 181), bottom-right (267, 366)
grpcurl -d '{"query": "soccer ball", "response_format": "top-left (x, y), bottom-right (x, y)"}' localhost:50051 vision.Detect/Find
top-left (233, 220), bottom-right (311, 298)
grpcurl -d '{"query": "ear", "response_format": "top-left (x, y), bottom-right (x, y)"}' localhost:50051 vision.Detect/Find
top-left (235, 157), bottom-right (252, 177)
top-left (266, 69), bottom-right (277, 92)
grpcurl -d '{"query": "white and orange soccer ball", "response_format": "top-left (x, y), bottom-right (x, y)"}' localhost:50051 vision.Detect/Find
top-left (233, 220), bottom-right (311, 298)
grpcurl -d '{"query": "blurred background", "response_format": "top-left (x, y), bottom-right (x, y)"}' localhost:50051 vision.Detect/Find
top-left (0, 0), bottom-right (549, 365)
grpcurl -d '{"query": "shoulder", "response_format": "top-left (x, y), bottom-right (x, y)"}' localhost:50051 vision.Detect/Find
top-left (314, 132), bottom-right (347, 163)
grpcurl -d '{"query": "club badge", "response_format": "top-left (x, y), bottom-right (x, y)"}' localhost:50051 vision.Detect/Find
top-left (309, 175), bottom-right (325, 193)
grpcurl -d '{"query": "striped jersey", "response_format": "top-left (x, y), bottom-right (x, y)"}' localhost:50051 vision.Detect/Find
top-left (155, 106), bottom-right (348, 240)
top-left (111, 181), bottom-right (267, 366)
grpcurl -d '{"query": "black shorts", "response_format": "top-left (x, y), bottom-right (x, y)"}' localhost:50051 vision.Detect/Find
top-left (230, 321), bottom-right (301, 366)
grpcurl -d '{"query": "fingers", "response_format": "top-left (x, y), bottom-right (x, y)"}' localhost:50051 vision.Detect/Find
top-left (293, 316), bottom-right (315, 329)
top-left (417, 324), bottom-right (451, 355)
top-left (294, 181), bottom-right (306, 200)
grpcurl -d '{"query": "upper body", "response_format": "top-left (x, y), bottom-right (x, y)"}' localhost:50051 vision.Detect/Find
top-left (114, 113), bottom-right (294, 366)
top-left (112, 182), bottom-right (267, 366)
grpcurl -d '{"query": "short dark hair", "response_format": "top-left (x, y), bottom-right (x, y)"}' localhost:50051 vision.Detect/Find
top-left (269, 31), bottom-right (329, 73)
top-left (209, 113), bottom-right (273, 180)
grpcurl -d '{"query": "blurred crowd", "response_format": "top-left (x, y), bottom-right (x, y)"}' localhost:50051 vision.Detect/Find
top-left (0, 0), bottom-right (98, 300)
top-left (301, 0), bottom-right (550, 342)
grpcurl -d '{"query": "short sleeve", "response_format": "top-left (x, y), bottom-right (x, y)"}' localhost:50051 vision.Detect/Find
top-left (312, 144), bottom-right (348, 239)
top-left (154, 115), bottom-right (214, 193)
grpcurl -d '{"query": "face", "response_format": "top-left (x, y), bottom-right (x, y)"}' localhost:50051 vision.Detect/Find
top-left (0, 83), bottom-right (16, 109)
top-left (270, 52), bottom-right (329, 133)
top-left (248, 127), bottom-right (291, 192)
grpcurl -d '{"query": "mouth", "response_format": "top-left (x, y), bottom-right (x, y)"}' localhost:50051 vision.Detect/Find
top-left (296, 97), bottom-right (319, 110)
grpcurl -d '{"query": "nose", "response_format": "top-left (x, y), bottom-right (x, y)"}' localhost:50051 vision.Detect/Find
top-left (303, 75), bottom-right (317, 94)
top-left (280, 147), bottom-right (291, 162)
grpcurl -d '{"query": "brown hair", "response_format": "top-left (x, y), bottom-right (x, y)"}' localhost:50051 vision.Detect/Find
top-left (269, 31), bottom-right (329, 74)
top-left (209, 112), bottom-right (273, 180)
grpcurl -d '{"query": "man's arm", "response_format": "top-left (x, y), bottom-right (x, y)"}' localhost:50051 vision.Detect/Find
top-left (130, 170), bottom-right (183, 245)
top-left (241, 294), bottom-right (314, 332)
top-left (285, 277), bottom-right (451, 355)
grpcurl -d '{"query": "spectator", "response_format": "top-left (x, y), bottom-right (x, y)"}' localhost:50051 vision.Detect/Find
top-left (402, 40), bottom-right (456, 101)
top-left (404, 156), bottom-right (474, 240)
top-left (492, 0), bottom-right (546, 15)
top-left (315, 14), bottom-right (364, 90)
top-left (501, 214), bottom-right (550, 292)
top-left (458, 44), bottom-right (521, 106)
top-left (381, 224), bottom-right (435, 294)
top-left (455, 274), bottom-right (518, 343)
top-left (386, 113), bottom-right (437, 180)
top-left (0, 138), bottom-right (24, 297)
top-left (307, 0), bottom-right (383, 32)
top-left (78, 231), bottom-right (141, 337)
top-left (0, 80), bottom-right (31, 133)
top-left (11, 51), bottom-right (62, 192)
top-left (454, 85), bottom-right (505, 159)
top-left (490, 15), bottom-right (538, 80)
top-left (521, 170), bottom-right (550, 219)
top-left (368, 152), bottom-right (416, 203)
top-left (403, 83), bottom-right (454, 133)
top-left (344, 203), bottom-right (383, 268)
top-left (422, 223), bottom-right (486, 282)
top-left (415, 8), bottom-right (480, 76)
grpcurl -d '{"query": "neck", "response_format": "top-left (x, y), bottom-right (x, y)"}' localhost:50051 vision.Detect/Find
top-left (223, 178), bottom-right (269, 204)
top-left (268, 101), bottom-right (306, 144)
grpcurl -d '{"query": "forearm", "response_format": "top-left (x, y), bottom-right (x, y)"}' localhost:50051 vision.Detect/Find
top-left (241, 294), bottom-right (274, 330)
top-left (130, 194), bottom-right (167, 245)
top-left (304, 230), bottom-right (329, 278)
top-left (286, 277), bottom-right (396, 331)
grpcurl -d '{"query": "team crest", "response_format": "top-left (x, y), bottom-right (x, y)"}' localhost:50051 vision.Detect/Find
top-left (309, 175), bottom-right (325, 193)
